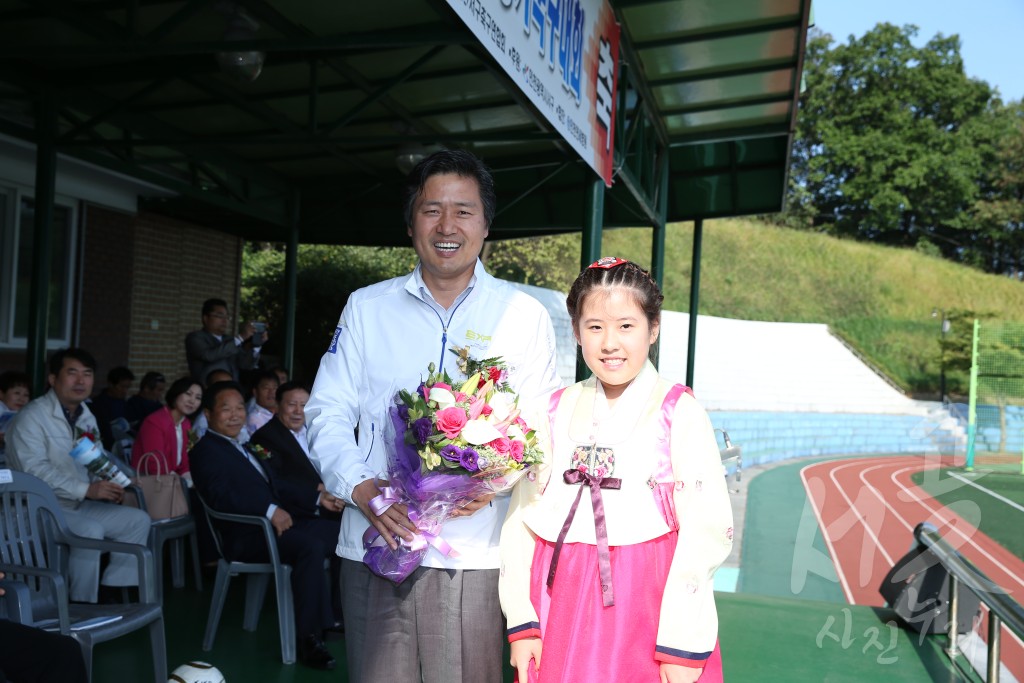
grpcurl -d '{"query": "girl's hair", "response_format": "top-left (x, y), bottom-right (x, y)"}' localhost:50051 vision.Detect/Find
top-left (566, 258), bottom-right (664, 361)
top-left (165, 376), bottom-right (202, 412)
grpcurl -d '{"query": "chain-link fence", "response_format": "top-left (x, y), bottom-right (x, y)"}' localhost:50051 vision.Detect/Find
top-left (966, 320), bottom-right (1024, 473)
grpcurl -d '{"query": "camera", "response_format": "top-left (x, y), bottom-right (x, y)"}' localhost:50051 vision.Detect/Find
top-left (251, 321), bottom-right (267, 346)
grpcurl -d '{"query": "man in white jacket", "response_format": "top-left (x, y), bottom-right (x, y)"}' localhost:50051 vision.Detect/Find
top-left (306, 149), bottom-right (561, 683)
top-left (6, 348), bottom-right (151, 603)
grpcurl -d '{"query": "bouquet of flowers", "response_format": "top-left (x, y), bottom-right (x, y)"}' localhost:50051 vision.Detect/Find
top-left (363, 347), bottom-right (544, 584)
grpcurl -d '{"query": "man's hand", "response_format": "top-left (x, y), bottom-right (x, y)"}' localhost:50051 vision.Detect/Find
top-left (270, 507), bottom-right (293, 536)
top-left (86, 481), bottom-right (124, 503)
top-left (659, 663), bottom-right (703, 683)
top-left (510, 638), bottom-right (542, 682)
top-left (239, 321), bottom-right (255, 342)
top-left (319, 491), bottom-right (345, 513)
top-left (352, 478), bottom-right (417, 550)
top-left (450, 492), bottom-right (496, 518)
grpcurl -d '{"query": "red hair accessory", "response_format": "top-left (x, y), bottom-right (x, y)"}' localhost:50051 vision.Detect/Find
top-left (588, 256), bottom-right (628, 270)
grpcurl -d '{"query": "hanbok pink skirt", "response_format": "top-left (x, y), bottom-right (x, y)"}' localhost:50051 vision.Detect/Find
top-left (522, 533), bottom-right (723, 683)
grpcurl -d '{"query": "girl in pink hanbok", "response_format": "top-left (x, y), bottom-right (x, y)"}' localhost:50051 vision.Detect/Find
top-left (499, 258), bottom-right (733, 683)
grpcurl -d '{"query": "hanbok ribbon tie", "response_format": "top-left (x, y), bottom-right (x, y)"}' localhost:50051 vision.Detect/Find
top-left (547, 469), bottom-right (621, 607)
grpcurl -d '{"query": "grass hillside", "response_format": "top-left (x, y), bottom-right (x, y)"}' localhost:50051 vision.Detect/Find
top-left (540, 219), bottom-right (1024, 396)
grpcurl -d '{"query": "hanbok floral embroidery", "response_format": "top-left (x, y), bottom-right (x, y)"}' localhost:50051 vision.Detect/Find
top-left (570, 444), bottom-right (615, 477)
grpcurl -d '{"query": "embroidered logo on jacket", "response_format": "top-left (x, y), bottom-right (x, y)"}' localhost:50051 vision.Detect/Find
top-left (327, 325), bottom-right (343, 354)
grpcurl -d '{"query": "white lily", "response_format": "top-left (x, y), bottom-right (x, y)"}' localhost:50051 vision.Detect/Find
top-left (428, 386), bottom-right (456, 408)
top-left (506, 423), bottom-right (527, 443)
top-left (487, 391), bottom-right (512, 422)
top-left (462, 419), bottom-right (504, 445)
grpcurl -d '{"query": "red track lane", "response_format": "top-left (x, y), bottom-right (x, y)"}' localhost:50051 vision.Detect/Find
top-left (801, 456), bottom-right (1024, 680)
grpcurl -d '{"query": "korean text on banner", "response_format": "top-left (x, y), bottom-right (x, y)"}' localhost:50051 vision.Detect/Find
top-left (446, 0), bottom-right (621, 186)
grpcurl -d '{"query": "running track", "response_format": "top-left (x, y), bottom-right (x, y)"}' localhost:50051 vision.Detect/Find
top-left (801, 455), bottom-right (1024, 680)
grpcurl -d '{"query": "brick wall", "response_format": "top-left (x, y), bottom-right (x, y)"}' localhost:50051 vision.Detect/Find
top-left (127, 212), bottom-right (242, 381)
top-left (78, 205), bottom-right (134, 378)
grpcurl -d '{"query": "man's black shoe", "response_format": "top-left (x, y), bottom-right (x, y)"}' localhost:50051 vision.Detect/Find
top-left (298, 634), bottom-right (336, 670)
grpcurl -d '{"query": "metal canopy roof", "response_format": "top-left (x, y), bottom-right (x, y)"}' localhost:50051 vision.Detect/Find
top-left (0, 0), bottom-right (810, 246)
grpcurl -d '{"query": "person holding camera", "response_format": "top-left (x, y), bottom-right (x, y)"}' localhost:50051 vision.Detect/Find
top-left (185, 298), bottom-right (266, 383)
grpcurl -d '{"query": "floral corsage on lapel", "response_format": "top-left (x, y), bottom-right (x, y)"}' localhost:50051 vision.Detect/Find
top-left (74, 426), bottom-right (97, 443)
top-left (186, 428), bottom-right (201, 452)
top-left (245, 442), bottom-right (272, 461)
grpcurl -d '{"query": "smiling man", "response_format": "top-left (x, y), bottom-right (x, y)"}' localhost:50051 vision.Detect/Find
top-left (306, 149), bottom-right (561, 683)
top-left (5, 348), bottom-right (151, 603)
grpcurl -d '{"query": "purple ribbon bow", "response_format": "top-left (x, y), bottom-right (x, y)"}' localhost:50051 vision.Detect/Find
top-left (547, 469), bottom-right (621, 607)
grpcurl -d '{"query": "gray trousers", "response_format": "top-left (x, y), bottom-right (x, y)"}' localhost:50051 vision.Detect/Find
top-left (341, 559), bottom-right (504, 683)
top-left (63, 500), bottom-right (151, 603)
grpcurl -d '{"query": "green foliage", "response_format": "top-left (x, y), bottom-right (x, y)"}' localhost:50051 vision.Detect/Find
top-left (784, 23), bottom-right (1023, 274)
top-left (483, 235), bottom-right (580, 290)
top-left (240, 243), bottom-right (415, 380)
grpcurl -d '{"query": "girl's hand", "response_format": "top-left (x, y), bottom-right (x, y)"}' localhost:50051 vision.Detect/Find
top-left (660, 662), bottom-right (703, 683)
top-left (510, 637), bottom-right (542, 682)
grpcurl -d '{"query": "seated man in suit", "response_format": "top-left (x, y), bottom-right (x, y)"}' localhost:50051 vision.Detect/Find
top-left (250, 381), bottom-right (343, 521)
top-left (189, 381), bottom-right (341, 670)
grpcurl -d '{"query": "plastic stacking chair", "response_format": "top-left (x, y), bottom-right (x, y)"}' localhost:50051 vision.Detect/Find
top-left (0, 469), bottom-right (166, 683)
top-left (195, 491), bottom-right (296, 665)
top-left (132, 484), bottom-right (203, 601)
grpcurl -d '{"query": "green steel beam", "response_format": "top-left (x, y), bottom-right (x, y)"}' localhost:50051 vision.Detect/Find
top-left (648, 60), bottom-right (797, 87)
top-left (144, 0), bottom-right (206, 42)
top-left (632, 17), bottom-right (803, 50)
top-left (650, 150), bottom-right (669, 287)
top-left (685, 219), bottom-right (703, 389)
top-left (0, 28), bottom-right (475, 59)
top-left (283, 191), bottom-right (300, 374)
top-left (320, 45), bottom-right (446, 137)
top-left (660, 92), bottom-right (793, 117)
top-left (669, 125), bottom-right (790, 146)
top-left (577, 180), bottom-right (605, 381)
top-left (57, 129), bottom-right (561, 147)
top-left (27, 90), bottom-right (58, 394)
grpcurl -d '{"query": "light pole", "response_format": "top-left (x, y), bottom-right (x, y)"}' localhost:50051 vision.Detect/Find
top-left (932, 308), bottom-right (950, 401)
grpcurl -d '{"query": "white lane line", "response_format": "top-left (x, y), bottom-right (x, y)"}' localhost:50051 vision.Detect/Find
top-left (800, 463), bottom-right (855, 604)
top-left (826, 460), bottom-right (896, 567)
top-left (889, 466), bottom-right (1024, 591)
top-left (950, 472), bottom-right (1024, 514)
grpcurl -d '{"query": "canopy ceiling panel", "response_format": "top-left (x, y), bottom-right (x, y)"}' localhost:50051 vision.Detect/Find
top-left (0, 0), bottom-right (810, 244)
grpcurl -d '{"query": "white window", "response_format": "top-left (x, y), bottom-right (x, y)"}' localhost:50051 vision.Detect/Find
top-left (0, 184), bottom-right (78, 349)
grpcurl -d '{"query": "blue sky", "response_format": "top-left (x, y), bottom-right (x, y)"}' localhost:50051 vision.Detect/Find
top-left (811, 0), bottom-right (1024, 103)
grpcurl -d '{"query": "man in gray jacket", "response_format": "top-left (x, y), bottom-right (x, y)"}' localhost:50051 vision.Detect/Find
top-left (6, 348), bottom-right (151, 603)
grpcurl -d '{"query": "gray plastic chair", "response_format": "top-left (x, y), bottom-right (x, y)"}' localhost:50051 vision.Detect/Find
top-left (0, 469), bottom-right (166, 683)
top-left (195, 491), bottom-right (296, 664)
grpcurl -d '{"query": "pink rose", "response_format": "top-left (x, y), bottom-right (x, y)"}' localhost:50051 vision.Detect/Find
top-left (488, 437), bottom-right (511, 455)
top-left (435, 407), bottom-right (467, 439)
top-left (481, 403), bottom-right (493, 417)
top-left (454, 391), bottom-right (468, 403)
top-left (509, 440), bottom-right (525, 462)
top-left (433, 382), bottom-right (452, 391)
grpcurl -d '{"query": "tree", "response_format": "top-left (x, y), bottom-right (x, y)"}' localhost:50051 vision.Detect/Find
top-left (969, 102), bottom-right (1024, 276)
top-left (240, 243), bottom-right (415, 380)
top-left (786, 24), bottom-right (1008, 268)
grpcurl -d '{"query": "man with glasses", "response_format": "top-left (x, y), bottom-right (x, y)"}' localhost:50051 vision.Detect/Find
top-left (185, 298), bottom-right (263, 383)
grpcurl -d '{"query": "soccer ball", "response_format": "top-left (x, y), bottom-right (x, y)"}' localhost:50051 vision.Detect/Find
top-left (168, 661), bottom-right (225, 683)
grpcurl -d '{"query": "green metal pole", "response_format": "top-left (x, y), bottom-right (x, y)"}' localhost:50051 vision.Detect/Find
top-left (577, 179), bottom-right (604, 381)
top-left (650, 150), bottom-right (669, 370)
top-left (26, 90), bottom-right (58, 395)
top-left (282, 190), bottom-right (300, 375)
top-left (685, 219), bottom-right (703, 389)
top-left (965, 318), bottom-right (980, 471)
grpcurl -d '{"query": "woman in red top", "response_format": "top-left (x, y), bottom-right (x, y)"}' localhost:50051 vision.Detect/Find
top-left (131, 376), bottom-right (203, 485)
